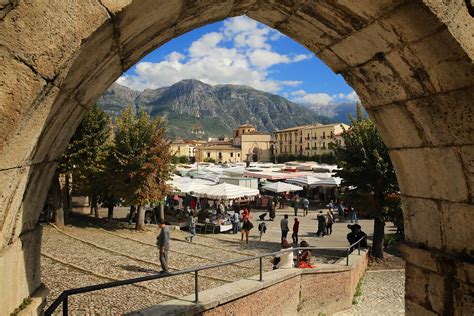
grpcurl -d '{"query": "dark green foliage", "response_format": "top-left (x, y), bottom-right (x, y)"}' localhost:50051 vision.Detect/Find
top-left (203, 157), bottom-right (216, 163)
top-left (59, 104), bottom-right (111, 179)
top-left (330, 103), bottom-right (401, 258)
top-left (58, 104), bottom-right (112, 216)
top-left (171, 155), bottom-right (190, 164)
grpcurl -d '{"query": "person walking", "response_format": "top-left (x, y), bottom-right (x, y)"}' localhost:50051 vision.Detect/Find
top-left (258, 222), bottom-right (267, 241)
top-left (291, 198), bottom-right (298, 216)
top-left (241, 218), bottom-right (253, 244)
top-left (337, 202), bottom-right (344, 222)
top-left (278, 194), bottom-right (284, 209)
top-left (326, 211), bottom-right (334, 235)
top-left (185, 214), bottom-right (196, 242)
top-left (156, 219), bottom-right (170, 273)
top-left (292, 217), bottom-right (300, 246)
top-left (280, 214), bottom-right (289, 243)
top-left (316, 211), bottom-right (327, 237)
top-left (301, 198), bottom-right (309, 217)
top-left (231, 210), bottom-right (240, 234)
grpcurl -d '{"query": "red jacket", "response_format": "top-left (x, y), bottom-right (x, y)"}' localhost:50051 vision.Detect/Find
top-left (293, 220), bottom-right (299, 233)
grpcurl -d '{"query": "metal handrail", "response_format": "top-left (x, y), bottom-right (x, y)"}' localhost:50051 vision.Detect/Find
top-left (45, 237), bottom-right (367, 315)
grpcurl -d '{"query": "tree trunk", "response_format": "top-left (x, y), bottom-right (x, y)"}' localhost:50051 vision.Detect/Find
top-left (159, 202), bottom-right (165, 223)
top-left (135, 205), bottom-right (145, 230)
top-left (107, 204), bottom-right (114, 220)
top-left (91, 195), bottom-right (99, 218)
top-left (51, 173), bottom-right (64, 227)
top-left (89, 195), bottom-right (94, 215)
top-left (372, 216), bottom-right (385, 259)
top-left (62, 172), bottom-right (72, 213)
top-left (129, 205), bottom-right (136, 223)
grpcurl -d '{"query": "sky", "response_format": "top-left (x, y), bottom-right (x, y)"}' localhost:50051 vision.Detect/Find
top-left (117, 16), bottom-right (359, 107)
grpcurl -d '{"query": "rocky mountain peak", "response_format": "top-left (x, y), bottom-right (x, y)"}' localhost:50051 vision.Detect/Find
top-left (98, 79), bottom-right (333, 138)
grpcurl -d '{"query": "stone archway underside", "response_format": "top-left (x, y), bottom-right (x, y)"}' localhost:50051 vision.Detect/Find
top-left (0, 1), bottom-right (473, 314)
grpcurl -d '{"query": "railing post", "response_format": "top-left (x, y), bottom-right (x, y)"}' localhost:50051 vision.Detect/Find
top-left (259, 257), bottom-right (263, 282)
top-left (194, 271), bottom-right (199, 303)
top-left (358, 242), bottom-right (361, 255)
top-left (63, 296), bottom-right (68, 316)
top-left (346, 249), bottom-right (349, 266)
top-left (296, 249), bottom-right (300, 268)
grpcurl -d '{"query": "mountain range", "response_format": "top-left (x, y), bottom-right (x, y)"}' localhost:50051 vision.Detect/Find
top-left (298, 102), bottom-right (365, 124)
top-left (98, 79), bottom-right (334, 139)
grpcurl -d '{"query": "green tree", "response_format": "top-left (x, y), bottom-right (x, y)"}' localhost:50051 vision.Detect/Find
top-left (330, 103), bottom-right (399, 259)
top-left (108, 106), bottom-right (173, 230)
top-left (52, 104), bottom-right (111, 224)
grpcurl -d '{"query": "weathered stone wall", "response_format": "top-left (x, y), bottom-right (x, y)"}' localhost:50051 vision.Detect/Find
top-left (203, 276), bottom-right (301, 315)
top-left (0, 0), bottom-right (473, 314)
top-left (133, 251), bottom-right (369, 316)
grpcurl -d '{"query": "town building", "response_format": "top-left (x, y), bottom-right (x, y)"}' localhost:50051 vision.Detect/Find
top-left (274, 123), bottom-right (349, 157)
top-left (170, 139), bottom-right (196, 158)
top-left (195, 124), bottom-right (272, 163)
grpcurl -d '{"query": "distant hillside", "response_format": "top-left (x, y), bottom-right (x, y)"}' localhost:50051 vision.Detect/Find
top-left (299, 102), bottom-right (367, 124)
top-left (98, 79), bottom-right (333, 138)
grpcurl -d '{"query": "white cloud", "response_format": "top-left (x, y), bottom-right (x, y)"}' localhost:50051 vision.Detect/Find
top-left (292, 91), bottom-right (334, 106)
top-left (249, 49), bottom-right (290, 68)
top-left (346, 91), bottom-right (360, 102)
top-left (293, 54), bottom-right (312, 62)
top-left (117, 16), bottom-right (309, 93)
top-left (291, 90), bottom-right (359, 106)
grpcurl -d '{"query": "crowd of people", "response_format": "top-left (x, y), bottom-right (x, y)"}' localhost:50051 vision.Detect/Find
top-left (155, 195), bottom-right (368, 274)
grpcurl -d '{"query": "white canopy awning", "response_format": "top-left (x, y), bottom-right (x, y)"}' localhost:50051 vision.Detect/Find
top-left (261, 182), bottom-right (303, 193)
top-left (286, 175), bottom-right (321, 187)
top-left (311, 177), bottom-right (342, 187)
top-left (167, 177), bottom-right (214, 194)
top-left (191, 182), bottom-right (260, 200)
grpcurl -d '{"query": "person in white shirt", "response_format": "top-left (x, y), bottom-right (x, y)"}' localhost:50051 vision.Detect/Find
top-left (272, 240), bottom-right (294, 269)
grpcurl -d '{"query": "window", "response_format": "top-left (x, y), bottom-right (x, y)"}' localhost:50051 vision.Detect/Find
top-left (322, 142), bottom-right (326, 149)
top-left (237, 153), bottom-right (240, 157)
top-left (218, 152), bottom-right (222, 158)
top-left (207, 152), bottom-right (211, 158)
top-left (230, 152), bottom-right (233, 157)
top-left (322, 132), bottom-right (326, 139)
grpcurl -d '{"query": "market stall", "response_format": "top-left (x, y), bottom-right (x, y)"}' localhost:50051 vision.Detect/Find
top-left (261, 181), bottom-right (303, 193)
top-left (191, 183), bottom-right (260, 233)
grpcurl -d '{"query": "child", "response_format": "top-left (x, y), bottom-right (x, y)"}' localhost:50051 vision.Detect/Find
top-left (258, 222), bottom-right (267, 241)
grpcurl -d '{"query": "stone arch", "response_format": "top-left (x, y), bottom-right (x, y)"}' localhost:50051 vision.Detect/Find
top-left (0, 1), bottom-right (473, 314)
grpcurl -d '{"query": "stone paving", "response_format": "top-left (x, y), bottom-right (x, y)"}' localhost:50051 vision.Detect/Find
top-left (351, 270), bottom-right (405, 315)
top-left (42, 206), bottom-right (404, 315)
